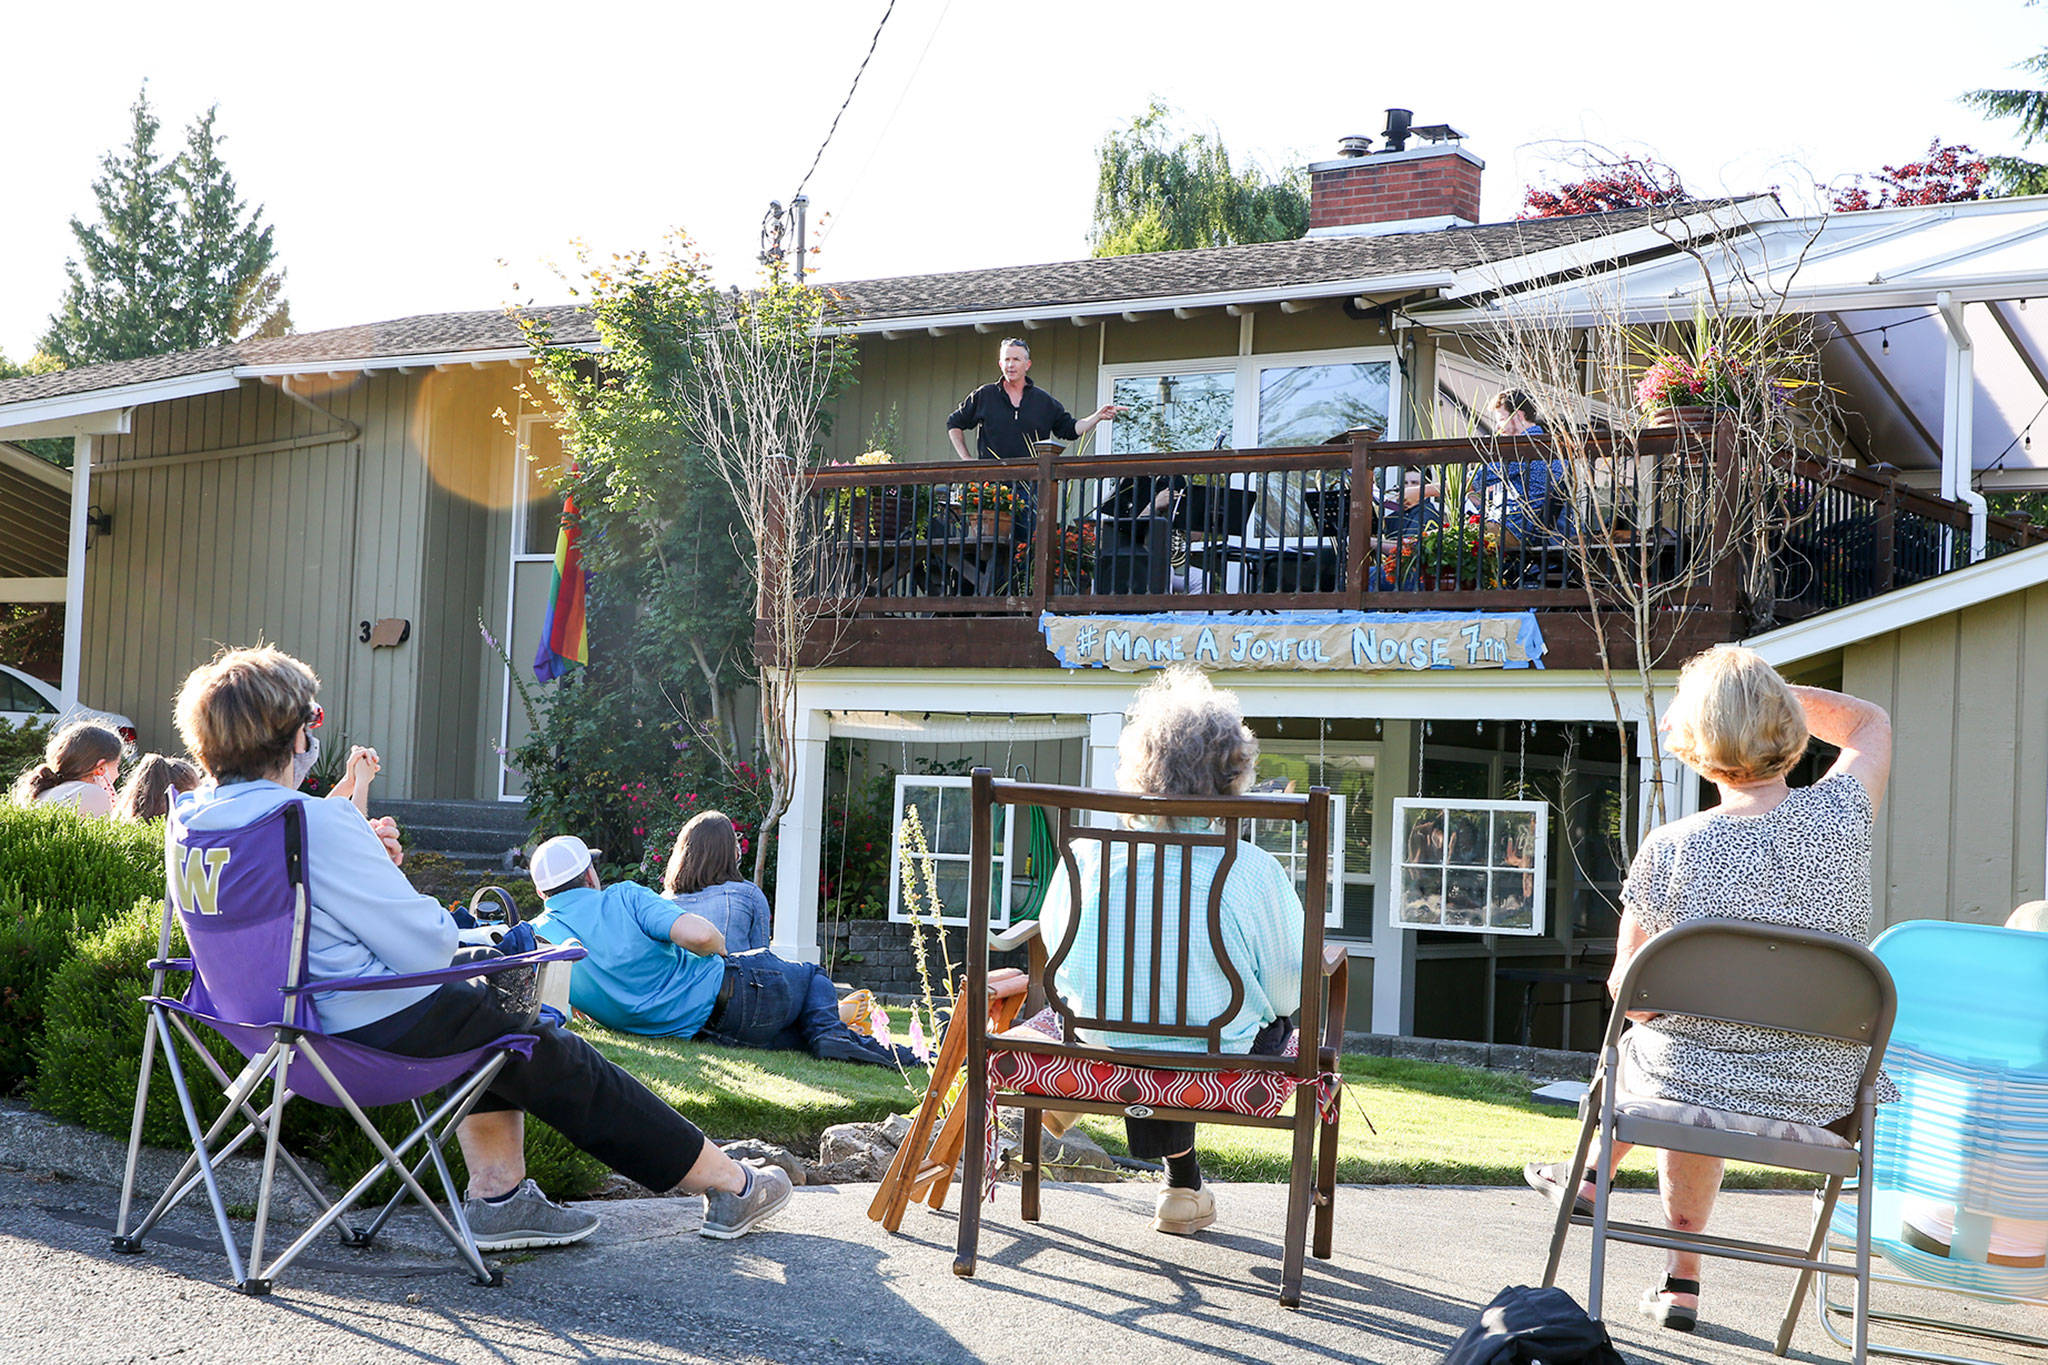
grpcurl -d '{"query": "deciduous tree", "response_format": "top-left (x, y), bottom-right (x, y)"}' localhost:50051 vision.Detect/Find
top-left (1831, 140), bottom-right (1990, 211)
top-left (1090, 103), bottom-right (1307, 256)
top-left (1520, 156), bottom-right (1689, 218)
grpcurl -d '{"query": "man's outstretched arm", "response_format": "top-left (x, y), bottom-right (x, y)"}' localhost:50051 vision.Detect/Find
top-left (670, 913), bottom-right (727, 957)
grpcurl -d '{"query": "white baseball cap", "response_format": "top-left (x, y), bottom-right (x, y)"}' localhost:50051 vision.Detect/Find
top-left (530, 835), bottom-right (600, 896)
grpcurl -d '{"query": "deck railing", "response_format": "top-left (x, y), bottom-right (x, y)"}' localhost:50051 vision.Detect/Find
top-left (791, 432), bottom-right (2043, 626)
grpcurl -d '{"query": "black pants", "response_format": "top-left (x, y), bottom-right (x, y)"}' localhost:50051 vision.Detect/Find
top-left (340, 973), bottom-right (707, 1194)
top-left (1124, 1014), bottom-right (1292, 1161)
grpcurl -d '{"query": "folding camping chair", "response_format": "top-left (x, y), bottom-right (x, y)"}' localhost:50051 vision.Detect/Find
top-left (1540, 917), bottom-right (1896, 1362)
top-left (1812, 920), bottom-right (2048, 1362)
top-left (109, 798), bottom-right (584, 1294)
top-left (953, 768), bottom-right (1348, 1308)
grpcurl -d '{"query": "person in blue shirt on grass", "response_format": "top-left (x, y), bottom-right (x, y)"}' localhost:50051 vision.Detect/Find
top-left (529, 834), bottom-right (918, 1070)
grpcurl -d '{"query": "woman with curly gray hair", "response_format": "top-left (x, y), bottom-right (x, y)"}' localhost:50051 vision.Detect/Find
top-left (1037, 666), bottom-right (1305, 1236)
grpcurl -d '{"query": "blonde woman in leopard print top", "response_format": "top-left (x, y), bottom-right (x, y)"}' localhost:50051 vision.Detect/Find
top-left (1526, 645), bottom-right (1892, 1333)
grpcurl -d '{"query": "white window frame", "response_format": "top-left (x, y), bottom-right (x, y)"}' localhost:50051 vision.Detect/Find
top-left (1390, 796), bottom-right (1550, 937)
top-left (1095, 344), bottom-right (1403, 452)
top-left (1243, 792), bottom-right (1348, 930)
top-left (888, 774), bottom-right (1014, 929)
top-left (498, 412), bottom-right (572, 800)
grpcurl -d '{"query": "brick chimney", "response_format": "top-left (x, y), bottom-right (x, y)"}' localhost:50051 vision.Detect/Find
top-left (1307, 113), bottom-right (1483, 237)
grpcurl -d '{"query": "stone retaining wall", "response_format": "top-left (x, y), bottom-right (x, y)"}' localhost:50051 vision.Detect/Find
top-left (822, 918), bottom-right (1031, 996)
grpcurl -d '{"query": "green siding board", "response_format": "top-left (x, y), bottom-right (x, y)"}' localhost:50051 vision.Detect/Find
top-left (2017, 586), bottom-right (2048, 908)
top-left (1949, 596), bottom-right (2022, 925)
top-left (1889, 615), bottom-right (1958, 924)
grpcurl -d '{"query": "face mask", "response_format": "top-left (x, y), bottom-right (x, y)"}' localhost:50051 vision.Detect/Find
top-left (292, 733), bottom-right (321, 787)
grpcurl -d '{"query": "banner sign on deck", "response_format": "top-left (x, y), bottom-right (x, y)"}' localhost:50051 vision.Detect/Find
top-left (1039, 610), bottom-right (1546, 672)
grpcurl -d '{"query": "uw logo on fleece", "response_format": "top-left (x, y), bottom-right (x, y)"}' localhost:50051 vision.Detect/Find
top-left (172, 846), bottom-right (232, 916)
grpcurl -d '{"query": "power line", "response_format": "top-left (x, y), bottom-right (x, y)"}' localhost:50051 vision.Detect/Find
top-left (792, 0), bottom-right (900, 200)
top-left (836, 0), bottom-right (957, 214)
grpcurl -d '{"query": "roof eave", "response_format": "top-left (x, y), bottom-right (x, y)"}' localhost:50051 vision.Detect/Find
top-left (823, 273), bottom-right (1460, 336)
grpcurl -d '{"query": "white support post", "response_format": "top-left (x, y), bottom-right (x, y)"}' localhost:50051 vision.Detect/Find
top-left (1371, 717), bottom-right (1417, 1037)
top-left (58, 434), bottom-right (91, 713)
top-left (771, 708), bottom-right (828, 964)
top-left (1085, 711), bottom-right (1123, 822)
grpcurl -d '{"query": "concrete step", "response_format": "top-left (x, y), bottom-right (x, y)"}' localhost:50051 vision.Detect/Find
top-left (388, 822), bottom-right (530, 856)
top-left (371, 798), bottom-right (533, 836)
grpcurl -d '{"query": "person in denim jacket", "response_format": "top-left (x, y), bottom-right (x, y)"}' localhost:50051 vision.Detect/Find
top-left (662, 811), bottom-right (772, 954)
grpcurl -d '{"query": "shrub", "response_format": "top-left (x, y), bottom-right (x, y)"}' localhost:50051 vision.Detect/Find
top-left (34, 897), bottom-right (607, 1200)
top-left (0, 884), bottom-right (87, 1093)
top-left (0, 716), bottom-right (52, 792)
top-left (0, 802), bottom-right (164, 929)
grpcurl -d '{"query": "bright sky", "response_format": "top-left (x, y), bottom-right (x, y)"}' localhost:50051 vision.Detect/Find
top-left (3, 0), bottom-right (2041, 362)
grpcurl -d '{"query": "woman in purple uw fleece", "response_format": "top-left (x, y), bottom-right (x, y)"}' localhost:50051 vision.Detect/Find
top-left (169, 645), bottom-right (792, 1249)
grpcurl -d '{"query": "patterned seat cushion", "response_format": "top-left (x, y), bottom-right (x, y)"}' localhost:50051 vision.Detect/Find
top-left (1614, 1092), bottom-right (1851, 1149)
top-left (989, 1047), bottom-right (1302, 1119)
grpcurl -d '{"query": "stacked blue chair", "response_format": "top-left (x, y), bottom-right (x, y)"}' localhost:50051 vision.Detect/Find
top-left (1818, 920), bottom-right (2048, 1360)
top-left (110, 799), bottom-right (582, 1294)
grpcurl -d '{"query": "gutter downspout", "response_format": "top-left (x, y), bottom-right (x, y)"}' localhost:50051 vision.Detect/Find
top-left (1936, 292), bottom-right (1989, 562)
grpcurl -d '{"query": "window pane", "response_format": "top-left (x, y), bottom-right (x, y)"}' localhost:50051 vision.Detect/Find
top-left (1111, 372), bottom-right (1235, 453)
top-left (519, 423), bottom-right (569, 556)
top-left (1257, 362), bottom-right (1390, 446)
top-left (1402, 805), bottom-right (1447, 866)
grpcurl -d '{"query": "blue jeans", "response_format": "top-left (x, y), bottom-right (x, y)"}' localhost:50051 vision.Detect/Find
top-left (698, 952), bottom-right (916, 1069)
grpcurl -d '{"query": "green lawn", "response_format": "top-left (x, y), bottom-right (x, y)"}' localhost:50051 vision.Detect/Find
top-left (577, 1016), bottom-right (1814, 1191)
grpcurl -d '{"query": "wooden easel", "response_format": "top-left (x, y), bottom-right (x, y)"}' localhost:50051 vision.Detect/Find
top-left (866, 968), bottom-right (1031, 1231)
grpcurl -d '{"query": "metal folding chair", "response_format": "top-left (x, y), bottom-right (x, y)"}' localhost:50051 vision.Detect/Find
top-left (1540, 917), bottom-right (1896, 1362)
top-left (1813, 920), bottom-right (2048, 1362)
top-left (110, 798), bottom-right (583, 1294)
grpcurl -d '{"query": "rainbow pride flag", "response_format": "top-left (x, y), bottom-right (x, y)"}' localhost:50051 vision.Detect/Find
top-left (533, 494), bottom-right (589, 682)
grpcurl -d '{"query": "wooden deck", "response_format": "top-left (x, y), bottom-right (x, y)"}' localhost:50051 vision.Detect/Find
top-left (771, 432), bottom-right (2042, 673)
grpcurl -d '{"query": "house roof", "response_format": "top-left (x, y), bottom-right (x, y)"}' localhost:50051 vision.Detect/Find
top-left (821, 198), bottom-right (1773, 327)
top-left (0, 305), bottom-right (596, 413)
top-left (0, 196), bottom-right (1771, 429)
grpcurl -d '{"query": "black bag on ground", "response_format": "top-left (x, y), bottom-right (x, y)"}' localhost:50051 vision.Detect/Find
top-left (1443, 1285), bottom-right (1626, 1364)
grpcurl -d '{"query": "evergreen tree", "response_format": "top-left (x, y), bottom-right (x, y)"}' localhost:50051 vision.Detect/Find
top-left (41, 86), bottom-right (289, 366)
top-left (1961, 4), bottom-right (2048, 195)
top-left (1090, 103), bottom-right (1307, 257)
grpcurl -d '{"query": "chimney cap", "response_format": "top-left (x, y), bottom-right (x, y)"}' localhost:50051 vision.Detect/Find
top-left (1336, 134), bottom-right (1373, 158)
top-left (1410, 123), bottom-right (1466, 145)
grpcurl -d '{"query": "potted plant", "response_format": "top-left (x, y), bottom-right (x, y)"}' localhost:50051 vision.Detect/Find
top-left (1631, 309), bottom-right (1819, 427)
top-left (1398, 515), bottom-right (1501, 588)
top-left (956, 480), bottom-right (1020, 540)
top-left (1012, 520), bottom-right (1098, 592)
top-left (832, 451), bottom-right (933, 542)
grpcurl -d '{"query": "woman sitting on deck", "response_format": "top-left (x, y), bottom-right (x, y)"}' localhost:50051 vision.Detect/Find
top-left (1036, 667), bottom-right (1304, 1236)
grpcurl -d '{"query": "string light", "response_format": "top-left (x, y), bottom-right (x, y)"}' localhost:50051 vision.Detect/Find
top-left (1881, 327), bottom-right (1890, 356)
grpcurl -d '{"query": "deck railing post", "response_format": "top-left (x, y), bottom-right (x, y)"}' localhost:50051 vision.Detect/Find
top-left (1705, 418), bottom-right (1742, 617)
top-left (1876, 475), bottom-right (1898, 591)
top-left (1347, 434), bottom-right (1378, 607)
top-left (1031, 440), bottom-right (1060, 613)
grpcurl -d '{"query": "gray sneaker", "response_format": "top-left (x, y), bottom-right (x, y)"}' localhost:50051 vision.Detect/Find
top-left (461, 1178), bottom-right (601, 1251)
top-left (701, 1164), bottom-right (793, 1239)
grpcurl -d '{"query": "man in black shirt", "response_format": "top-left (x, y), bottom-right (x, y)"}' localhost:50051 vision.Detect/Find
top-left (944, 338), bottom-right (1122, 462)
top-left (944, 339), bottom-right (1122, 591)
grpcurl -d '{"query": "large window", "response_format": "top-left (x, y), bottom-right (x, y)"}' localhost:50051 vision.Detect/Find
top-left (1110, 371), bottom-right (1236, 453)
top-left (1099, 348), bottom-right (1398, 455)
top-left (514, 419), bottom-right (569, 559)
top-left (888, 775), bottom-right (1013, 928)
top-left (1246, 745), bottom-right (1376, 931)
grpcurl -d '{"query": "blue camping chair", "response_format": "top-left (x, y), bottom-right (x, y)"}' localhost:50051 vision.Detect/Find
top-left (110, 799), bottom-right (583, 1294)
top-left (1816, 920), bottom-right (2048, 1361)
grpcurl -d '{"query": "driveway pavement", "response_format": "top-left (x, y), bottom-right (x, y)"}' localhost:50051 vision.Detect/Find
top-left (1, 1150), bottom-right (2040, 1364)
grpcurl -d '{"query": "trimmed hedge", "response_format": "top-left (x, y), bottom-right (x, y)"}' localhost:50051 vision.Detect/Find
top-left (33, 898), bottom-right (608, 1200)
top-left (0, 802), bottom-right (164, 927)
top-left (0, 804), bottom-right (169, 1094)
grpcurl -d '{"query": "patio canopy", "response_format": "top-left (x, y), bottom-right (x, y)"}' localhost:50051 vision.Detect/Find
top-left (1408, 196), bottom-right (2048, 485)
